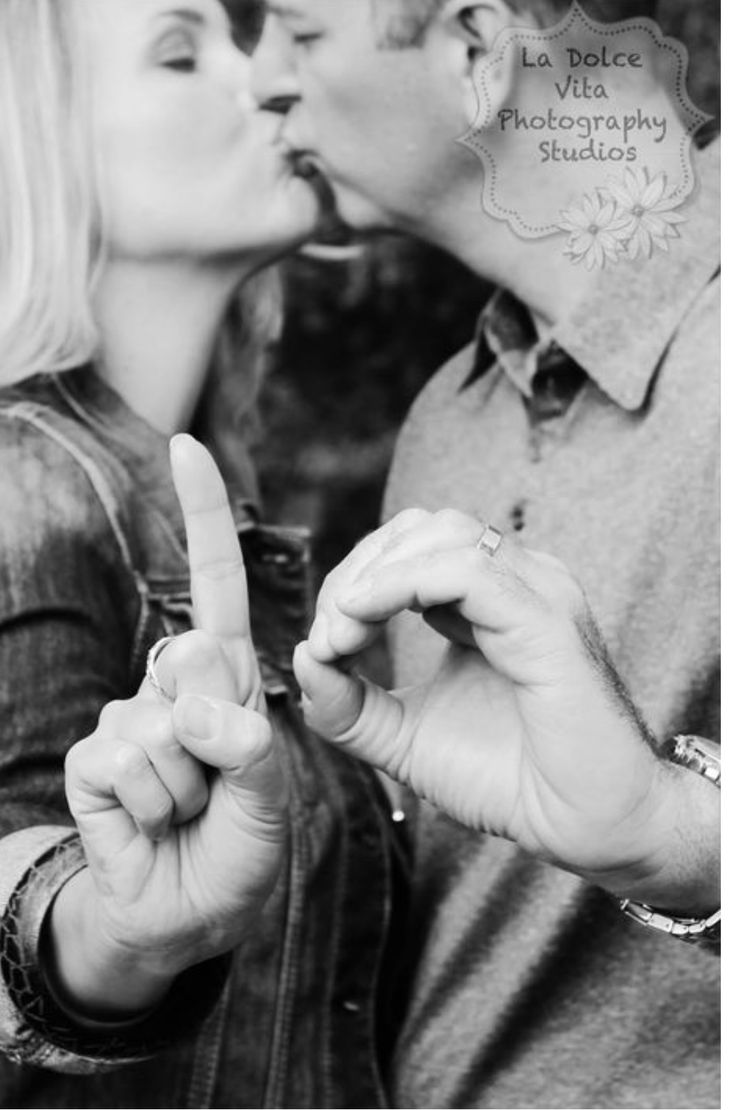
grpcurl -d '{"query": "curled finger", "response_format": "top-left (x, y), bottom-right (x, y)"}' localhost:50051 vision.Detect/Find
top-left (102, 697), bottom-right (209, 825)
top-left (67, 733), bottom-right (175, 845)
top-left (309, 508), bottom-right (430, 663)
top-left (337, 546), bottom-right (535, 629)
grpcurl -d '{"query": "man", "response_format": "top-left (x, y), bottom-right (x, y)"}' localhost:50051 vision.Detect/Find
top-left (253, 1), bottom-right (720, 1106)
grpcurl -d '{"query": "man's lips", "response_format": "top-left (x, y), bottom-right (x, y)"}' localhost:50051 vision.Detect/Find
top-left (283, 149), bottom-right (337, 211)
top-left (281, 146), bottom-right (323, 179)
top-left (279, 149), bottom-right (363, 257)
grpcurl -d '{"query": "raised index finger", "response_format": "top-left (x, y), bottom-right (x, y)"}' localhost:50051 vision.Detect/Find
top-left (170, 434), bottom-right (251, 639)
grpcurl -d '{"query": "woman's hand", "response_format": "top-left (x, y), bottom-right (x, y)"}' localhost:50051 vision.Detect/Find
top-left (294, 509), bottom-right (719, 913)
top-left (52, 436), bottom-right (287, 1019)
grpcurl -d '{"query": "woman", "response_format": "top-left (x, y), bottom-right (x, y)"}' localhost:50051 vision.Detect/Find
top-left (0, 1), bottom-right (403, 1106)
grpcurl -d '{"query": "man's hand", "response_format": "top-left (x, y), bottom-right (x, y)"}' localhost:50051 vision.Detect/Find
top-left (53, 436), bottom-right (287, 1019)
top-left (294, 509), bottom-right (719, 913)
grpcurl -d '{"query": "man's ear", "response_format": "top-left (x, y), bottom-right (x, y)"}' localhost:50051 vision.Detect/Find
top-left (443, 0), bottom-right (508, 56)
top-left (438, 0), bottom-right (530, 124)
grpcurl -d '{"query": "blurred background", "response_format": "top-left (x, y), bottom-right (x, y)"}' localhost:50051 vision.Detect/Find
top-left (227, 0), bottom-right (720, 593)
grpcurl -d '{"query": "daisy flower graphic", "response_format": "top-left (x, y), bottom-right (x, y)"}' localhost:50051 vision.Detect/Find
top-left (604, 168), bottom-right (686, 261)
top-left (558, 191), bottom-right (631, 270)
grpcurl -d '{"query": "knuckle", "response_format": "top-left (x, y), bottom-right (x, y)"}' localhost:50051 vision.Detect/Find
top-left (320, 566), bottom-right (341, 595)
top-left (144, 713), bottom-right (178, 752)
top-left (327, 613), bottom-right (362, 653)
top-left (468, 547), bottom-right (502, 579)
top-left (181, 627), bottom-right (219, 653)
top-left (64, 740), bottom-right (85, 779)
top-left (392, 507), bottom-right (427, 530)
top-left (171, 628), bottom-right (222, 668)
top-left (97, 698), bottom-right (128, 731)
top-left (114, 742), bottom-right (151, 778)
top-left (434, 507), bottom-right (467, 531)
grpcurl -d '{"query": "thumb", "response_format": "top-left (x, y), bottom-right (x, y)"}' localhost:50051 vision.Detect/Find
top-left (293, 642), bottom-right (408, 779)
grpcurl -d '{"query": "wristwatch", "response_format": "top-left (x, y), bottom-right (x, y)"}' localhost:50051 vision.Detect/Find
top-left (619, 735), bottom-right (721, 946)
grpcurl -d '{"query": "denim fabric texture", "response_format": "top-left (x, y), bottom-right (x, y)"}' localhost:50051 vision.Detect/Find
top-left (0, 368), bottom-right (401, 1109)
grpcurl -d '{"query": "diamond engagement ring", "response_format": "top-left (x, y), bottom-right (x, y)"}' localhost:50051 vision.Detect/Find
top-left (476, 524), bottom-right (504, 559)
top-left (145, 635), bottom-right (177, 703)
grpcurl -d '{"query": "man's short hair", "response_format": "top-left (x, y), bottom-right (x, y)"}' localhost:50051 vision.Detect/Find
top-left (371, 0), bottom-right (659, 49)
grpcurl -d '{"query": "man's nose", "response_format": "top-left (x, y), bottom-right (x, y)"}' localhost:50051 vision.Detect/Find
top-left (251, 16), bottom-right (301, 114)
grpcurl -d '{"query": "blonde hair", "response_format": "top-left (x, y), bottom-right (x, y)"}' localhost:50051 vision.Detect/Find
top-left (0, 0), bottom-right (282, 468)
top-left (0, 0), bottom-right (102, 383)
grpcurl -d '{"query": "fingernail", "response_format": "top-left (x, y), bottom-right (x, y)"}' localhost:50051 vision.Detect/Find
top-left (169, 433), bottom-right (189, 458)
top-left (294, 643), bottom-right (316, 699)
top-left (177, 695), bottom-right (220, 740)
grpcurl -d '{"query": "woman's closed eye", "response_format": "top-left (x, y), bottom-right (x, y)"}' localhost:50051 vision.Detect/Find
top-left (157, 29), bottom-right (199, 71)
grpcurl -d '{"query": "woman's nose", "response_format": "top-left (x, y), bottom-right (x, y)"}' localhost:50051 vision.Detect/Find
top-left (236, 86), bottom-right (258, 114)
top-left (228, 49), bottom-right (258, 114)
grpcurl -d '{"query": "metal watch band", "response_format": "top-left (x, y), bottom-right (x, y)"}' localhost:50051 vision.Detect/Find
top-left (664, 733), bottom-right (721, 788)
top-left (620, 900), bottom-right (721, 944)
top-left (619, 735), bottom-right (721, 946)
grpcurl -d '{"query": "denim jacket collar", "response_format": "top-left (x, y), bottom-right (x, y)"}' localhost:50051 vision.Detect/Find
top-left (51, 365), bottom-right (259, 550)
top-left (47, 366), bottom-right (312, 693)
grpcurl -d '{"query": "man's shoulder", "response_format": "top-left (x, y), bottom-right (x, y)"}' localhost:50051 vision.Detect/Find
top-left (401, 339), bottom-right (479, 436)
top-left (662, 269), bottom-right (719, 419)
top-left (383, 339), bottom-right (481, 520)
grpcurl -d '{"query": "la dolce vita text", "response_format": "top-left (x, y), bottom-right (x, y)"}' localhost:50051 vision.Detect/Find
top-left (497, 45), bottom-right (668, 164)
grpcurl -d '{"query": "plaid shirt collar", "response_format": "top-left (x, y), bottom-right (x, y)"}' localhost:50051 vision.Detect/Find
top-left (470, 139), bottom-right (720, 411)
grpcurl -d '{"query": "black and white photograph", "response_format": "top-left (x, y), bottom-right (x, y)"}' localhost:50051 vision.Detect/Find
top-left (0, 1), bottom-right (721, 1107)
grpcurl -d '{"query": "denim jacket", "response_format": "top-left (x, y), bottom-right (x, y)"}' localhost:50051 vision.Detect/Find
top-left (0, 367), bottom-right (404, 1109)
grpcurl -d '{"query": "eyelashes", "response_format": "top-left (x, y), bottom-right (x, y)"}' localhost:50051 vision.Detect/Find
top-left (162, 56), bottom-right (197, 71)
top-left (156, 28), bottom-right (199, 72)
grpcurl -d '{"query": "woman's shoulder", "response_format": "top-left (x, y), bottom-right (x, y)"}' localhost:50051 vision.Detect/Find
top-left (0, 376), bottom-right (138, 581)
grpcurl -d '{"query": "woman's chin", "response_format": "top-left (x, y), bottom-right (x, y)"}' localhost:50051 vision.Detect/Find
top-left (237, 195), bottom-right (322, 265)
top-left (248, 221), bottom-right (319, 267)
top-left (269, 177), bottom-right (323, 245)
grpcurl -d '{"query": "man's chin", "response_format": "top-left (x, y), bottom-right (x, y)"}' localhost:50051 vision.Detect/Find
top-left (329, 185), bottom-right (395, 235)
